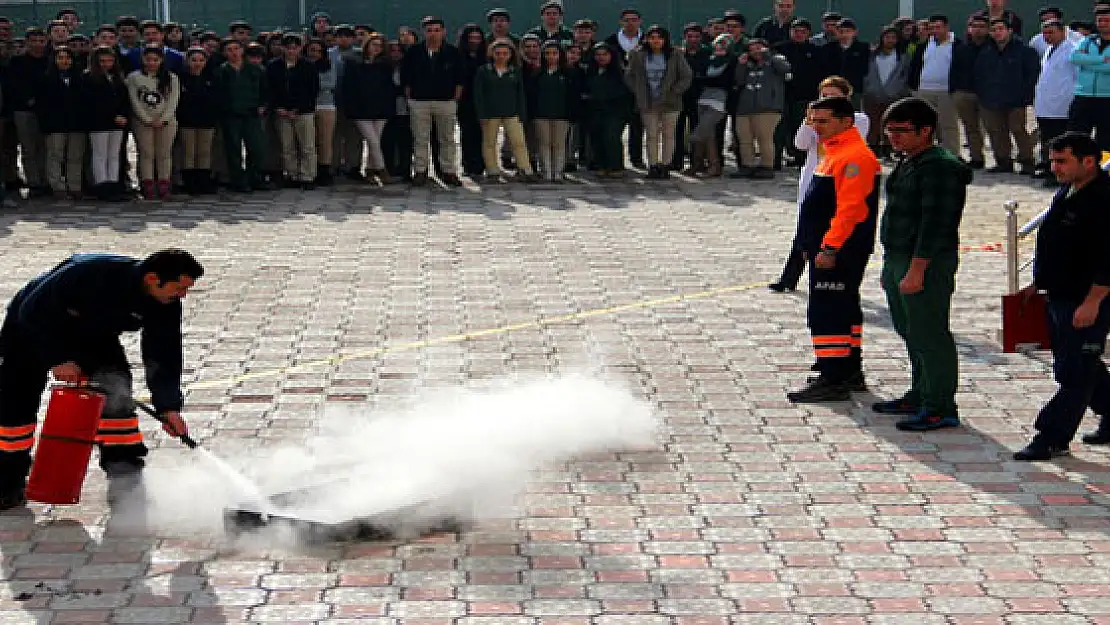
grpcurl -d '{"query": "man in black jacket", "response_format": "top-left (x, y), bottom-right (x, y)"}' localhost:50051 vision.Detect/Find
top-left (775, 18), bottom-right (821, 167)
top-left (950, 15), bottom-right (989, 168)
top-left (1014, 133), bottom-right (1110, 461)
top-left (5, 27), bottom-right (49, 197)
top-left (400, 16), bottom-right (464, 187)
top-left (821, 18), bottom-right (869, 108)
top-left (0, 250), bottom-right (201, 509)
top-left (973, 18), bottom-right (1039, 174)
top-left (266, 33), bottom-right (321, 189)
top-left (672, 23), bottom-right (709, 171)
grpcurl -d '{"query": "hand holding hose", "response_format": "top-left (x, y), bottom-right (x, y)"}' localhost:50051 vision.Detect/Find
top-left (161, 410), bottom-right (189, 437)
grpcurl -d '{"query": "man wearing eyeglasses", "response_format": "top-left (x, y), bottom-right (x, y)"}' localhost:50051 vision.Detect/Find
top-left (873, 97), bottom-right (972, 431)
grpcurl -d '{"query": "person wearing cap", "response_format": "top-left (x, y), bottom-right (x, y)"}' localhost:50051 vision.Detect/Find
top-left (810, 12), bottom-right (841, 46)
top-left (486, 9), bottom-right (519, 47)
top-left (526, 1), bottom-right (574, 47)
top-left (400, 16), bottom-right (465, 187)
top-left (819, 18), bottom-right (869, 107)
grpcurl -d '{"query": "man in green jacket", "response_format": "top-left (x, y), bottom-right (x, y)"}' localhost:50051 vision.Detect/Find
top-left (874, 97), bottom-right (973, 431)
top-left (214, 38), bottom-right (268, 193)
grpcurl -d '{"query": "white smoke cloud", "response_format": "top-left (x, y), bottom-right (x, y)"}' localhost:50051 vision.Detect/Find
top-left (108, 372), bottom-right (661, 549)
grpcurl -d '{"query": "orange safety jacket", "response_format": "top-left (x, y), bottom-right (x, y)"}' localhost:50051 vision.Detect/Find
top-left (793, 126), bottom-right (881, 258)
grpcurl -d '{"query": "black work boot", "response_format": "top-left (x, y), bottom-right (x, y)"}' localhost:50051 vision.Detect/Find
top-left (0, 484), bottom-right (26, 511)
top-left (787, 376), bottom-right (851, 403)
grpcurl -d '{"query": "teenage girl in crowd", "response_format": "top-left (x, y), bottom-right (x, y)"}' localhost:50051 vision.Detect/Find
top-left (473, 39), bottom-right (536, 184)
top-left (306, 38), bottom-right (337, 186)
top-left (341, 33), bottom-right (395, 185)
top-left (769, 75), bottom-right (870, 293)
top-left (457, 24), bottom-right (488, 179)
top-left (80, 45), bottom-right (130, 202)
top-left (177, 47), bottom-right (219, 194)
top-left (625, 25), bottom-right (693, 179)
top-left (126, 45), bottom-right (180, 200)
top-left (531, 41), bottom-right (580, 183)
top-left (584, 42), bottom-right (631, 178)
top-left (37, 45), bottom-right (83, 199)
top-left (382, 40), bottom-right (412, 182)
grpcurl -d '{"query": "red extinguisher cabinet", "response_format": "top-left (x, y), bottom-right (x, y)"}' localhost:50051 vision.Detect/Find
top-left (25, 386), bottom-right (106, 504)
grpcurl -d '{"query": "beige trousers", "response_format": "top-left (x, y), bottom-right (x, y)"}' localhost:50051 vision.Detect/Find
top-left (45, 132), bottom-right (85, 192)
top-left (278, 114), bottom-right (318, 182)
top-left (354, 119), bottom-right (387, 170)
top-left (481, 117), bottom-right (531, 176)
top-left (180, 128), bottom-right (214, 169)
top-left (315, 108), bottom-right (336, 167)
top-left (640, 108), bottom-right (680, 167)
top-left (736, 112), bottom-right (781, 169)
top-left (914, 90), bottom-right (961, 155)
top-left (409, 99), bottom-right (458, 175)
top-left (533, 119), bottom-right (569, 179)
top-left (132, 121), bottom-right (178, 180)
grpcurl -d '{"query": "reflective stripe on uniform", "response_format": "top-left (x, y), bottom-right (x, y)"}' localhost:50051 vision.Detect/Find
top-left (850, 324), bottom-right (863, 348)
top-left (96, 432), bottom-right (144, 446)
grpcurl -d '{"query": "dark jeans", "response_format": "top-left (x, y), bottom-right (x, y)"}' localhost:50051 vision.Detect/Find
top-left (881, 253), bottom-right (960, 415)
top-left (671, 104), bottom-right (699, 168)
top-left (775, 100), bottom-right (808, 166)
top-left (383, 115), bottom-right (413, 179)
top-left (1068, 96), bottom-right (1110, 152)
top-left (1037, 116), bottom-right (1069, 169)
top-left (626, 109), bottom-right (644, 165)
top-left (807, 250), bottom-right (869, 382)
top-left (221, 114), bottom-right (265, 187)
top-left (457, 101), bottom-right (484, 176)
top-left (1032, 298), bottom-right (1110, 448)
top-left (590, 111), bottom-right (625, 171)
top-left (776, 246), bottom-right (805, 289)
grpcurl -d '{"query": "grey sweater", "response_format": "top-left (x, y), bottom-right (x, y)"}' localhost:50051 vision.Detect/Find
top-left (734, 53), bottom-right (791, 115)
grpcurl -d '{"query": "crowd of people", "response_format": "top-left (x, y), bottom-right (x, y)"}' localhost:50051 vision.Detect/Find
top-left (0, 0), bottom-right (1105, 202)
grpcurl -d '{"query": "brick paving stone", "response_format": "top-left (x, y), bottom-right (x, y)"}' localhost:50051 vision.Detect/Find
top-left (0, 167), bottom-right (1093, 623)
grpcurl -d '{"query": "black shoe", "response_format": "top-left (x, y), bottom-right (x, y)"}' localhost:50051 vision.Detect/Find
top-left (806, 371), bottom-right (866, 392)
top-left (872, 395), bottom-right (921, 415)
top-left (441, 174), bottom-right (464, 187)
top-left (768, 282), bottom-right (796, 293)
top-left (1082, 429), bottom-right (1110, 445)
top-left (1013, 442), bottom-right (1070, 461)
top-left (101, 457), bottom-right (145, 478)
top-left (0, 486), bottom-right (25, 510)
top-left (968, 159), bottom-right (985, 169)
top-left (346, 170), bottom-right (366, 182)
top-left (411, 173), bottom-right (429, 187)
top-left (748, 167), bottom-right (774, 180)
top-left (788, 376), bottom-right (851, 403)
top-left (730, 167), bottom-right (754, 178)
top-left (301, 181), bottom-right (316, 191)
top-left (896, 412), bottom-right (960, 432)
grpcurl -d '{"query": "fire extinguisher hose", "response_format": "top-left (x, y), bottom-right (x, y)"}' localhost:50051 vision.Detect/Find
top-left (132, 401), bottom-right (199, 449)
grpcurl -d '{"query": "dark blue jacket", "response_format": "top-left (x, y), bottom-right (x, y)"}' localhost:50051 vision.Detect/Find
top-left (973, 36), bottom-right (1040, 110)
top-left (9, 253), bottom-right (185, 413)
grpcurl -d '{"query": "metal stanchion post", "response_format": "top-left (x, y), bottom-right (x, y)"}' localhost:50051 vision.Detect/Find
top-left (1005, 200), bottom-right (1019, 294)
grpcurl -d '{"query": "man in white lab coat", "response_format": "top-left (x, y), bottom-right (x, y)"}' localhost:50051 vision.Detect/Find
top-left (1034, 19), bottom-right (1078, 186)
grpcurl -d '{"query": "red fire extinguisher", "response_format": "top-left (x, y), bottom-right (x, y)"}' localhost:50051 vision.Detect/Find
top-left (25, 385), bottom-right (106, 505)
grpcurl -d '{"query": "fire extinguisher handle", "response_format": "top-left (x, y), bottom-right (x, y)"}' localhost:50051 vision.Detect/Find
top-left (133, 401), bottom-right (199, 449)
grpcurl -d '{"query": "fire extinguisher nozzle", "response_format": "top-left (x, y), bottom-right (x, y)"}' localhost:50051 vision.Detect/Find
top-left (179, 434), bottom-right (199, 449)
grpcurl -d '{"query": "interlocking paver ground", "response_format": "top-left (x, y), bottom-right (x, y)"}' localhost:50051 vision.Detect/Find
top-left (0, 165), bottom-right (1103, 624)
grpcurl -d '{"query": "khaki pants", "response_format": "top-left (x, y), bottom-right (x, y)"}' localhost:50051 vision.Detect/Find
top-left (278, 114), bottom-right (317, 182)
top-left (981, 106), bottom-right (1034, 165)
top-left (315, 108), bottom-right (336, 167)
top-left (481, 117), bottom-right (531, 176)
top-left (737, 112), bottom-right (781, 169)
top-left (180, 128), bottom-right (214, 169)
top-left (409, 99), bottom-right (458, 175)
top-left (533, 119), bottom-right (569, 180)
top-left (952, 91), bottom-right (985, 162)
top-left (353, 119), bottom-right (387, 171)
top-left (13, 111), bottom-right (46, 187)
top-left (44, 132), bottom-right (85, 192)
top-left (914, 90), bottom-right (961, 155)
top-left (640, 108), bottom-right (680, 167)
top-left (132, 121), bottom-right (178, 181)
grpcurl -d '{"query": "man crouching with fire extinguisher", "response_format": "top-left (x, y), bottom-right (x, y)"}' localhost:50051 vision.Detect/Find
top-left (0, 249), bottom-right (203, 510)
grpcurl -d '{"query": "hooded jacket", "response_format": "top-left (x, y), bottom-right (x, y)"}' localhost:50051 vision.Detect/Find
top-left (880, 146), bottom-right (973, 259)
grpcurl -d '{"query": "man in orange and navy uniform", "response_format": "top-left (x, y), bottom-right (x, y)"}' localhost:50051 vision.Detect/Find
top-left (0, 250), bottom-right (200, 509)
top-left (788, 96), bottom-right (881, 403)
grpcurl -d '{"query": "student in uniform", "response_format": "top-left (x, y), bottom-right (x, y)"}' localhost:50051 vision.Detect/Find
top-left (583, 42), bottom-right (632, 178)
top-left (37, 45), bottom-right (84, 199)
top-left (306, 38), bottom-right (337, 186)
top-left (341, 33), bottom-right (395, 185)
top-left (531, 41), bottom-right (580, 182)
top-left (126, 45), bottom-right (181, 200)
top-left (473, 39), bottom-right (537, 183)
top-left (79, 45), bottom-right (131, 202)
top-left (266, 33), bottom-right (320, 189)
top-left (177, 47), bottom-right (219, 195)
